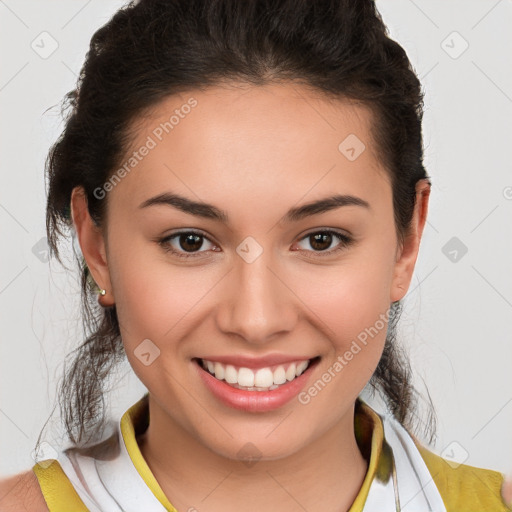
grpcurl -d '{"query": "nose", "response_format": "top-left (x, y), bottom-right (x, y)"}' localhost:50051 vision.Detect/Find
top-left (215, 251), bottom-right (297, 345)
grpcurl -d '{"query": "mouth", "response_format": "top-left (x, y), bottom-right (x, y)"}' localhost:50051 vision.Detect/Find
top-left (193, 356), bottom-right (321, 393)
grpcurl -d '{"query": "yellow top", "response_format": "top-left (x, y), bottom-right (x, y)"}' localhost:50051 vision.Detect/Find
top-left (32, 396), bottom-right (511, 512)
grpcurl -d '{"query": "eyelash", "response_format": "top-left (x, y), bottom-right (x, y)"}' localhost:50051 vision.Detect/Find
top-left (157, 229), bottom-right (354, 259)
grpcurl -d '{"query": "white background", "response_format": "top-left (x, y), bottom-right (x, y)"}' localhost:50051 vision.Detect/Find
top-left (1, 0), bottom-right (511, 478)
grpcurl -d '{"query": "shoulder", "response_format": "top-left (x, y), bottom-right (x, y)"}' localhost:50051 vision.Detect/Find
top-left (416, 442), bottom-right (512, 512)
top-left (0, 469), bottom-right (48, 512)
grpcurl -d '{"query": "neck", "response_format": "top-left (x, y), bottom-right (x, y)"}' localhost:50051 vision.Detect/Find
top-left (137, 396), bottom-right (369, 512)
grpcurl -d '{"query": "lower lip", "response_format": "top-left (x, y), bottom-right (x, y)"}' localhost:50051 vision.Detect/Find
top-left (195, 358), bottom-right (319, 412)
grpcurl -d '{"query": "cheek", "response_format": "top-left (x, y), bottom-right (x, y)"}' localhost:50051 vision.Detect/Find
top-left (109, 241), bottom-right (223, 347)
top-left (292, 261), bottom-right (393, 421)
top-left (290, 245), bottom-right (395, 392)
top-left (110, 251), bottom-right (217, 397)
top-left (296, 251), bottom-right (394, 343)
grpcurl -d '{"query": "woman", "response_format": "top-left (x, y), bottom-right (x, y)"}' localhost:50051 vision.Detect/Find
top-left (1, 0), bottom-right (511, 510)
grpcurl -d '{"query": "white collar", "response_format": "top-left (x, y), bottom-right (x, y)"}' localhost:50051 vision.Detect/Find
top-left (55, 399), bottom-right (447, 512)
top-left (363, 411), bottom-right (447, 511)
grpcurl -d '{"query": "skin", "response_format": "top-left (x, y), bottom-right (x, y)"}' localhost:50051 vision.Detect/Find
top-left (0, 471), bottom-right (48, 511)
top-left (2, 82), bottom-right (511, 512)
top-left (70, 82), bottom-right (429, 512)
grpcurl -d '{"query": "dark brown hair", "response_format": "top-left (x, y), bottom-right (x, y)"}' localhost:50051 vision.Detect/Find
top-left (41, 0), bottom-right (436, 449)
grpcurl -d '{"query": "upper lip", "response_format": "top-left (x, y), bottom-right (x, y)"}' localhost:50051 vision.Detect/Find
top-left (195, 354), bottom-right (317, 369)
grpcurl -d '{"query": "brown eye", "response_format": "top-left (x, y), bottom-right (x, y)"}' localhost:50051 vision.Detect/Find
top-left (295, 230), bottom-right (353, 256)
top-left (178, 233), bottom-right (204, 252)
top-left (158, 230), bottom-right (217, 258)
top-left (309, 232), bottom-right (334, 251)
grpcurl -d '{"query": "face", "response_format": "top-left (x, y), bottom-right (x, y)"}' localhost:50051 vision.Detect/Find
top-left (72, 82), bottom-right (427, 461)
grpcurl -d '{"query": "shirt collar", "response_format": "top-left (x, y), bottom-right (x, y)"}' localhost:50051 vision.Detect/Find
top-left (120, 394), bottom-right (386, 512)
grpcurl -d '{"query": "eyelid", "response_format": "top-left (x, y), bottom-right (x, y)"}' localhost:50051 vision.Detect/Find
top-left (294, 228), bottom-right (354, 255)
top-left (157, 229), bottom-right (217, 258)
top-left (298, 226), bottom-right (353, 240)
top-left (157, 227), bottom-right (354, 259)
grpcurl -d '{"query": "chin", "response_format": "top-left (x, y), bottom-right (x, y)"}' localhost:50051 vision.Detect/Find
top-left (201, 426), bottom-right (312, 464)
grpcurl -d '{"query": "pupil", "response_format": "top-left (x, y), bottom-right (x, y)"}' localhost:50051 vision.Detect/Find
top-left (311, 233), bottom-right (331, 251)
top-left (181, 234), bottom-right (202, 252)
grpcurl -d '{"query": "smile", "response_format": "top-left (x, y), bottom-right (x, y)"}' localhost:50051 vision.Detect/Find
top-left (198, 357), bottom-right (313, 391)
top-left (194, 356), bottom-right (321, 412)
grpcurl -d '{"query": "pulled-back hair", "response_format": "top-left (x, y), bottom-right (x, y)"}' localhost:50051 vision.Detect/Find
top-left (42, 0), bottom-right (436, 449)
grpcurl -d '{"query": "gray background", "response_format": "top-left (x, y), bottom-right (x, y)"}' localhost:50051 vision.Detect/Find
top-left (1, 0), bottom-right (511, 478)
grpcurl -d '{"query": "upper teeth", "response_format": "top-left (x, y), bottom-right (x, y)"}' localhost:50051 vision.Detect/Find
top-left (201, 359), bottom-right (311, 389)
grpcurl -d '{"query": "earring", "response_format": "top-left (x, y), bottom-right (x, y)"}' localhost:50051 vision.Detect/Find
top-left (97, 287), bottom-right (113, 307)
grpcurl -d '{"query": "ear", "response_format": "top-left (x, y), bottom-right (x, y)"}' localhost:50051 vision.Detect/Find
top-left (70, 186), bottom-right (115, 306)
top-left (390, 179), bottom-right (431, 303)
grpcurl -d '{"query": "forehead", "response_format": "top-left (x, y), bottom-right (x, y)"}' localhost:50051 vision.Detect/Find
top-left (109, 83), bottom-right (390, 215)
top-left (133, 82), bottom-right (377, 156)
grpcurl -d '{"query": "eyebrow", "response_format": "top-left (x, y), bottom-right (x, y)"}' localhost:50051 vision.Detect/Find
top-left (138, 192), bottom-right (370, 223)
